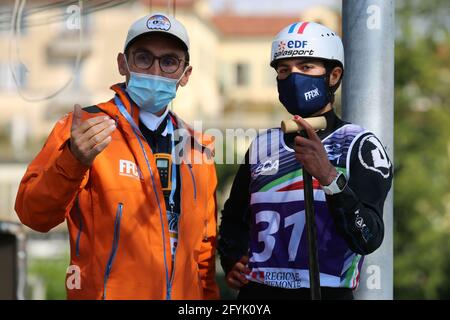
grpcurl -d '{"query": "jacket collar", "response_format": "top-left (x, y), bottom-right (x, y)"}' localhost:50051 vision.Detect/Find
top-left (99, 83), bottom-right (215, 157)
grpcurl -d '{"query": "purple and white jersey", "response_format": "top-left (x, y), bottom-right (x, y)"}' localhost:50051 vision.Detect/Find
top-left (246, 124), bottom-right (367, 289)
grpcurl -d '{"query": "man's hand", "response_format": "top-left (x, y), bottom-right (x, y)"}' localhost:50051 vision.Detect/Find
top-left (70, 104), bottom-right (116, 166)
top-left (225, 255), bottom-right (250, 290)
top-left (292, 115), bottom-right (337, 186)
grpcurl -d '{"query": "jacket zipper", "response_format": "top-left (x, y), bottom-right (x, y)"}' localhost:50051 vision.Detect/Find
top-left (187, 164), bottom-right (197, 201)
top-left (75, 198), bottom-right (82, 257)
top-left (187, 163), bottom-right (207, 240)
top-left (132, 127), bottom-right (171, 299)
top-left (102, 202), bottom-right (123, 300)
top-left (115, 96), bottom-right (172, 299)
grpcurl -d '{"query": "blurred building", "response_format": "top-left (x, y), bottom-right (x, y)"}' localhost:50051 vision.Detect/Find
top-left (0, 0), bottom-right (340, 223)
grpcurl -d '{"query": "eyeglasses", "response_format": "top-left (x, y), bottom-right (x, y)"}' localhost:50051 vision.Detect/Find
top-left (131, 50), bottom-right (185, 74)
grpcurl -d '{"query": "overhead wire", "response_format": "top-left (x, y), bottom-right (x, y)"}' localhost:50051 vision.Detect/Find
top-left (8, 0), bottom-right (84, 101)
top-left (5, 0), bottom-right (168, 101)
top-left (0, 0), bottom-right (130, 30)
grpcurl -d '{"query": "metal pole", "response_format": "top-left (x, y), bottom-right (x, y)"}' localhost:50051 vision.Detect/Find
top-left (303, 168), bottom-right (321, 300)
top-left (342, 0), bottom-right (395, 299)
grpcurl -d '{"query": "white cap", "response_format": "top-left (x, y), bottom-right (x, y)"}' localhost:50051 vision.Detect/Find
top-left (124, 13), bottom-right (190, 52)
top-left (270, 21), bottom-right (344, 68)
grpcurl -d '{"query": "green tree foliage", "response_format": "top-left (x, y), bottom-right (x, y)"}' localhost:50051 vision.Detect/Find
top-left (28, 256), bottom-right (69, 300)
top-left (394, 0), bottom-right (450, 299)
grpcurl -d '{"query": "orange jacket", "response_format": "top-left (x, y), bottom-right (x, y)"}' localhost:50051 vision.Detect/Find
top-left (15, 84), bottom-right (220, 300)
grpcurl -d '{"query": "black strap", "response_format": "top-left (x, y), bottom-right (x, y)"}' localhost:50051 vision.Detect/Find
top-left (82, 105), bottom-right (103, 114)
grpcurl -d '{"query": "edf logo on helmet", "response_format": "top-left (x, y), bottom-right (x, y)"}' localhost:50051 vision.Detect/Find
top-left (277, 40), bottom-right (308, 50)
top-left (273, 21), bottom-right (315, 59)
top-left (287, 40), bottom-right (309, 49)
top-left (274, 41), bottom-right (314, 59)
top-left (270, 21), bottom-right (344, 68)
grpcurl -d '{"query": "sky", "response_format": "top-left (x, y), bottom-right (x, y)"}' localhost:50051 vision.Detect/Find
top-left (211, 0), bottom-right (341, 15)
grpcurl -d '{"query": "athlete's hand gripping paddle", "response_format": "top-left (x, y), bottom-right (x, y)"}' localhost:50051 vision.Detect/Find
top-left (281, 116), bottom-right (326, 300)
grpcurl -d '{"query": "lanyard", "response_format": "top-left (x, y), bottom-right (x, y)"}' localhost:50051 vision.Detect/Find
top-left (166, 120), bottom-right (177, 212)
top-left (114, 95), bottom-right (177, 213)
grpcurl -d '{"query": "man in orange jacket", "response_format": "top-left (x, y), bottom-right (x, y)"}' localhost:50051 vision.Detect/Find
top-left (15, 13), bottom-right (219, 300)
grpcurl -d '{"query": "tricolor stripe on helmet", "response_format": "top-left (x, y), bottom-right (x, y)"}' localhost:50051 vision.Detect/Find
top-left (287, 22), bottom-right (309, 34)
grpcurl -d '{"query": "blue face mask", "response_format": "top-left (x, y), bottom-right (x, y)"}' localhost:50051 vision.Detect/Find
top-left (277, 72), bottom-right (331, 117)
top-left (124, 56), bottom-right (187, 114)
top-left (126, 72), bottom-right (178, 114)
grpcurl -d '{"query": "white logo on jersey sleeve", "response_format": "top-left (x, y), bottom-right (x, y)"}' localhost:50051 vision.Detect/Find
top-left (358, 135), bottom-right (391, 178)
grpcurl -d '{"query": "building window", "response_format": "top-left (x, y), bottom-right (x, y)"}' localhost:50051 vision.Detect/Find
top-left (236, 63), bottom-right (250, 87)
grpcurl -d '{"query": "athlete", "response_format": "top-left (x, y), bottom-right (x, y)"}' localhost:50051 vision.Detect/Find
top-left (218, 21), bottom-right (393, 300)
